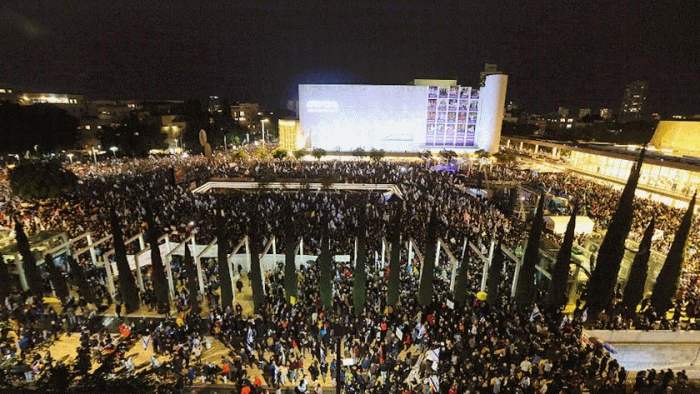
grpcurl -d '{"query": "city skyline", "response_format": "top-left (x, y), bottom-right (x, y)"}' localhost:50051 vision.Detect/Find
top-left (1, 1), bottom-right (699, 114)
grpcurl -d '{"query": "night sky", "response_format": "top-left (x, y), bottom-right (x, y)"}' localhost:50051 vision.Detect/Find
top-left (1, 1), bottom-right (699, 115)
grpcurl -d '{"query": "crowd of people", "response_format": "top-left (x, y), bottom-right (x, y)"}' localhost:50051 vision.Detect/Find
top-left (0, 152), bottom-right (698, 392)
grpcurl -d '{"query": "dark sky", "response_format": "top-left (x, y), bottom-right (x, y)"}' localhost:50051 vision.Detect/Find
top-left (1, 1), bottom-right (699, 114)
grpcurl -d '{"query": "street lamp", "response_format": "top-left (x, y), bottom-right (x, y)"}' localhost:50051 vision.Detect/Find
top-left (66, 153), bottom-right (74, 164)
top-left (261, 118), bottom-right (269, 145)
top-left (109, 146), bottom-right (118, 158)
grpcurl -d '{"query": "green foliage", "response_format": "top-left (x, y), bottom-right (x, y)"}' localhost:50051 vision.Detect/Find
top-left (622, 218), bottom-right (655, 313)
top-left (353, 236), bottom-right (368, 316)
top-left (0, 255), bottom-right (12, 300)
top-left (184, 243), bottom-right (200, 315)
top-left (439, 150), bottom-right (457, 162)
top-left (418, 212), bottom-right (439, 307)
top-left (0, 103), bottom-right (78, 153)
top-left (311, 148), bottom-right (327, 160)
top-left (272, 148), bottom-right (288, 160)
top-left (514, 192), bottom-right (545, 307)
top-left (318, 239), bottom-right (334, 310)
top-left (474, 149), bottom-right (491, 159)
top-left (586, 148), bottom-right (645, 319)
top-left (231, 148), bottom-right (249, 161)
top-left (352, 148), bottom-right (367, 158)
top-left (650, 193), bottom-right (696, 315)
top-left (486, 246), bottom-right (504, 306)
top-left (546, 207), bottom-right (577, 312)
top-left (216, 210), bottom-right (233, 309)
top-left (293, 148), bottom-right (309, 160)
top-left (368, 149), bottom-right (386, 162)
top-left (453, 244), bottom-right (470, 307)
top-left (248, 235), bottom-right (266, 312)
top-left (284, 232), bottom-right (298, 301)
top-left (9, 160), bottom-right (77, 199)
top-left (419, 150), bottom-right (433, 160)
top-left (14, 219), bottom-right (43, 297)
top-left (493, 151), bottom-right (518, 166)
top-left (145, 204), bottom-right (170, 313)
top-left (110, 208), bottom-right (140, 313)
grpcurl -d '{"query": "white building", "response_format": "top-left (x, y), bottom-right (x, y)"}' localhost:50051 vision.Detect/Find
top-left (298, 74), bottom-right (508, 153)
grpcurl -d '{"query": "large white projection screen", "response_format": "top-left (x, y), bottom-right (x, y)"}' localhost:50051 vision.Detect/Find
top-left (299, 84), bottom-right (428, 151)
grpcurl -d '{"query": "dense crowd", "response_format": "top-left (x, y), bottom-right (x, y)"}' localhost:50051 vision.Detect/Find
top-left (0, 153), bottom-right (698, 392)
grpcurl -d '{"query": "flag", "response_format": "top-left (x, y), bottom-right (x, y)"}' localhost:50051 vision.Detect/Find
top-left (529, 304), bottom-right (542, 322)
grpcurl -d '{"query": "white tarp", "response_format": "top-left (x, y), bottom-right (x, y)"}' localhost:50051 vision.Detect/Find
top-left (544, 215), bottom-right (595, 235)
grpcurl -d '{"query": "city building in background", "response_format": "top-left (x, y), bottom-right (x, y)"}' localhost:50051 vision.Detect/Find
top-left (298, 73), bottom-right (508, 153)
top-left (230, 102), bottom-right (260, 129)
top-left (480, 63), bottom-right (499, 86)
top-left (207, 95), bottom-right (224, 114)
top-left (618, 80), bottom-right (648, 123)
top-left (649, 120), bottom-right (700, 157)
top-left (599, 107), bottom-right (612, 120)
top-left (278, 119), bottom-right (304, 151)
top-left (14, 91), bottom-right (88, 119)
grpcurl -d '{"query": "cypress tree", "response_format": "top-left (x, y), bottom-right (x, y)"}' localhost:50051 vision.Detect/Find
top-left (546, 206), bottom-right (577, 312)
top-left (248, 234), bottom-right (265, 312)
top-left (486, 244), bottom-right (504, 306)
top-left (453, 240), bottom-right (470, 307)
top-left (514, 192), bottom-right (545, 307)
top-left (215, 210), bottom-right (233, 309)
top-left (387, 205), bottom-right (402, 306)
top-left (145, 204), bottom-right (170, 313)
top-left (587, 147), bottom-right (645, 319)
top-left (0, 255), bottom-right (12, 300)
top-left (418, 210), bottom-right (439, 307)
top-left (14, 219), bottom-right (43, 297)
top-left (284, 231), bottom-right (298, 302)
top-left (109, 208), bottom-right (140, 313)
top-left (183, 243), bottom-right (200, 315)
top-left (66, 255), bottom-right (94, 305)
top-left (45, 253), bottom-right (69, 300)
top-left (353, 232), bottom-right (368, 316)
top-left (650, 193), bottom-right (696, 315)
top-left (318, 238), bottom-right (334, 310)
top-left (622, 218), bottom-right (655, 313)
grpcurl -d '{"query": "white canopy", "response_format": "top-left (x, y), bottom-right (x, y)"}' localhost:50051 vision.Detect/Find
top-left (544, 215), bottom-right (595, 235)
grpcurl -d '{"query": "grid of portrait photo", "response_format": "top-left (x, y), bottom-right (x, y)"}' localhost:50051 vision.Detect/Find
top-left (425, 85), bottom-right (479, 148)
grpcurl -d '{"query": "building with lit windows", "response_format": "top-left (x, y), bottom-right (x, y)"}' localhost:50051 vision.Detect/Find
top-left (230, 102), bottom-right (260, 129)
top-left (298, 73), bottom-right (508, 153)
top-left (14, 92), bottom-right (88, 119)
top-left (618, 80), bottom-right (648, 123)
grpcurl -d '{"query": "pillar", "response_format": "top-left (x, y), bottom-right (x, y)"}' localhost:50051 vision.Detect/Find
top-left (103, 255), bottom-right (116, 302)
top-left (87, 233), bottom-right (98, 266)
top-left (134, 254), bottom-right (145, 291)
top-left (381, 239), bottom-right (386, 268)
top-left (15, 254), bottom-right (28, 291)
top-left (353, 237), bottom-right (358, 268)
top-left (192, 236), bottom-right (205, 293)
top-left (480, 239), bottom-right (496, 292)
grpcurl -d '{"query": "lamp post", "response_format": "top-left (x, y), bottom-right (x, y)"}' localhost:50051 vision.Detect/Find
top-left (261, 118), bottom-right (269, 145)
top-left (91, 148), bottom-right (97, 164)
top-left (66, 153), bottom-right (74, 164)
top-left (109, 146), bottom-right (118, 158)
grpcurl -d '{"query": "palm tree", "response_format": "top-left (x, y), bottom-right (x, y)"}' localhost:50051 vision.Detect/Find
top-left (145, 204), bottom-right (170, 313)
top-left (622, 218), bottom-right (655, 314)
top-left (514, 192), bottom-right (545, 307)
top-left (14, 218), bottom-right (43, 297)
top-left (110, 208), bottom-right (140, 313)
top-left (650, 193), bottom-right (696, 315)
top-left (586, 147), bottom-right (645, 320)
top-left (546, 206), bottom-right (577, 312)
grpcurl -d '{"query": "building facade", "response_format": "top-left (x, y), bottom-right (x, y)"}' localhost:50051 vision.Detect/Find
top-left (298, 73), bottom-right (508, 153)
top-left (618, 80), bottom-right (648, 123)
